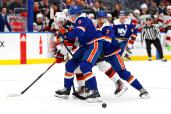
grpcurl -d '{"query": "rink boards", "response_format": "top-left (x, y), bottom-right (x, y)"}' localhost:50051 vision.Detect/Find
top-left (0, 32), bottom-right (171, 65)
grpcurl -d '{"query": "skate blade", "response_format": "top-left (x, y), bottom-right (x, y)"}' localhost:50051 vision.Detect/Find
top-left (115, 86), bottom-right (128, 97)
top-left (54, 94), bottom-right (69, 99)
top-left (87, 97), bottom-right (102, 103)
top-left (140, 94), bottom-right (150, 99)
top-left (72, 94), bottom-right (85, 99)
top-left (73, 93), bottom-right (88, 99)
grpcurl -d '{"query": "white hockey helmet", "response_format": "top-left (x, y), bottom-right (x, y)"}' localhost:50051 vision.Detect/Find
top-left (36, 13), bottom-right (43, 19)
top-left (54, 12), bottom-right (67, 23)
top-left (62, 9), bottom-right (69, 16)
top-left (88, 13), bottom-right (95, 19)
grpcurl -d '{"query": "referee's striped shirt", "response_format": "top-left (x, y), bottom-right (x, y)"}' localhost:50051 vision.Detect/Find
top-left (141, 25), bottom-right (161, 41)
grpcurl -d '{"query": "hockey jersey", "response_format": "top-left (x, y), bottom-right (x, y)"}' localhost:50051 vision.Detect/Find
top-left (113, 18), bottom-right (138, 42)
top-left (66, 15), bottom-right (103, 46)
top-left (97, 21), bottom-right (120, 57)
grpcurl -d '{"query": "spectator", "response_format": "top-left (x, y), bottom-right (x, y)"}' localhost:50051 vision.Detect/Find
top-left (91, 0), bottom-right (105, 18)
top-left (111, 3), bottom-right (121, 20)
top-left (150, 1), bottom-right (159, 15)
top-left (139, 3), bottom-right (151, 29)
top-left (85, 0), bottom-right (94, 7)
top-left (0, 6), bottom-right (12, 32)
top-left (48, 1), bottom-right (61, 28)
top-left (163, 5), bottom-right (171, 48)
top-left (65, 0), bottom-right (75, 8)
top-left (158, 1), bottom-right (167, 15)
top-left (33, 13), bottom-right (45, 32)
top-left (34, 1), bottom-right (40, 22)
top-left (140, 3), bottom-right (150, 15)
top-left (9, 0), bottom-right (23, 13)
top-left (39, 0), bottom-right (49, 9)
top-left (133, 9), bottom-right (141, 19)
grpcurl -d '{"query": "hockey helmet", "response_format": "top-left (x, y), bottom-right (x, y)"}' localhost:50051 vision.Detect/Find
top-left (54, 12), bottom-right (67, 23)
top-left (68, 5), bottom-right (82, 15)
top-left (97, 10), bottom-right (107, 18)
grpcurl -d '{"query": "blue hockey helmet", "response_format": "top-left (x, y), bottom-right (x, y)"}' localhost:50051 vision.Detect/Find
top-left (68, 5), bottom-right (83, 15)
top-left (119, 11), bottom-right (126, 16)
top-left (97, 10), bottom-right (107, 18)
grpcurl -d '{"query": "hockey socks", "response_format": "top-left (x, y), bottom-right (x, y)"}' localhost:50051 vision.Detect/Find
top-left (76, 73), bottom-right (85, 87)
top-left (127, 75), bottom-right (143, 91)
top-left (96, 61), bottom-right (119, 84)
top-left (64, 72), bottom-right (74, 89)
top-left (84, 72), bottom-right (98, 90)
top-left (105, 67), bottom-right (119, 83)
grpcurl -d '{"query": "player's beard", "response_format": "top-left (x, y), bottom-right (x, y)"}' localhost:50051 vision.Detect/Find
top-left (98, 18), bottom-right (105, 27)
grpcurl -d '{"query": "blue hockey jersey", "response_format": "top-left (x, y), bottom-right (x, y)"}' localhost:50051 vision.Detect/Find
top-left (98, 22), bottom-right (121, 57)
top-left (66, 15), bottom-right (103, 46)
top-left (113, 18), bottom-right (138, 41)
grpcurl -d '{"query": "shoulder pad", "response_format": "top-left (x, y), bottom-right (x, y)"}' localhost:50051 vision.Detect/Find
top-left (123, 18), bottom-right (132, 24)
top-left (101, 21), bottom-right (110, 31)
top-left (113, 19), bottom-right (120, 25)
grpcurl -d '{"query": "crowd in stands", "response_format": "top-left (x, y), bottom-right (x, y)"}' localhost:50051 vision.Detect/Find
top-left (31, 0), bottom-right (171, 33)
top-left (0, 0), bottom-right (171, 32)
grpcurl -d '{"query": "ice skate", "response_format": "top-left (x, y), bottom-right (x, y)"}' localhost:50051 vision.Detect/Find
top-left (139, 88), bottom-right (150, 99)
top-left (161, 58), bottom-right (167, 62)
top-left (86, 90), bottom-right (102, 103)
top-left (55, 87), bottom-right (70, 99)
top-left (72, 86), bottom-right (89, 99)
top-left (148, 57), bottom-right (152, 61)
top-left (114, 80), bottom-right (128, 97)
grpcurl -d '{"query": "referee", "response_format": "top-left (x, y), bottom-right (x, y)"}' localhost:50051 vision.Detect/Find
top-left (141, 18), bottom-right (167, 62)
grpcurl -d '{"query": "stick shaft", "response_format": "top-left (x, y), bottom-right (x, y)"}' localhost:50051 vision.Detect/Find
top-left (21, 62), bottom-right (56, 95)
top-left (62, 42), bottom-right (77, 93)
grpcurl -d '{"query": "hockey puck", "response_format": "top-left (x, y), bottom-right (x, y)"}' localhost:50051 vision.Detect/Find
top-left (102, 103), bottom-right (107, 108)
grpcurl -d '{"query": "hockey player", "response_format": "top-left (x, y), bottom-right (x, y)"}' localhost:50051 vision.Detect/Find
top-left (102, 11), bottom-right (137, 84)
top-left (70, 10), bottom-right (149, 99)
top-left (98, 11), bottom-right (150, 99)
top-left (113, 11), bottom-right (138, 59)
top-left (51, 12), bottom-right (76, 63)
top-left (95, 11), bottom-right (128, 96)
top-left (54, 5), bottom-right (108, 103)
top-left (52, 11), bottom-right (127, 98)
top-left (73, 11), bottom-right (128, 98)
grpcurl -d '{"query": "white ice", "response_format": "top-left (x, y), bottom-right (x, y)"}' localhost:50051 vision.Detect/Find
top-left (0, 61), bottom-right (171, 114)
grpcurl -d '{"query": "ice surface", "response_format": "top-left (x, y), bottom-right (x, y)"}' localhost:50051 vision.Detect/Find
top-left (0, 61), bottom-right (171, 114)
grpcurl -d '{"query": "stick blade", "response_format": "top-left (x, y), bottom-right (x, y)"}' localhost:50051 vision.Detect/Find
top-left (6, 93), bottom-right (22, 98)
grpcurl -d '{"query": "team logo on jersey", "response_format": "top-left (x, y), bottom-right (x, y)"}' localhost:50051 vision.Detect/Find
top-left (118, 28), bottom-right (127, 36)
top-left (106, 29), bottom-right (110, 35)
top-left (78, 20), bottom-right (82, 24)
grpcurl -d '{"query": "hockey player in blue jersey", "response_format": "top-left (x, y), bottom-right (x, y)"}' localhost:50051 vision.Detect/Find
top-left (72, 10), bottom-right (149, 99)
top-left (97, 10), bottom-right (149, 98)
top-left (54, 5), bottom-right (111, 102)
top-left (113, 11), bottom-right (138, 59)
top-left (73, 11), bottom-right (128, 98)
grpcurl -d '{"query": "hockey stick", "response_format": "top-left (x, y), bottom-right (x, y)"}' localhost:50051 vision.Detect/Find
top-left (7, 61), bottom-right (56, 98)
